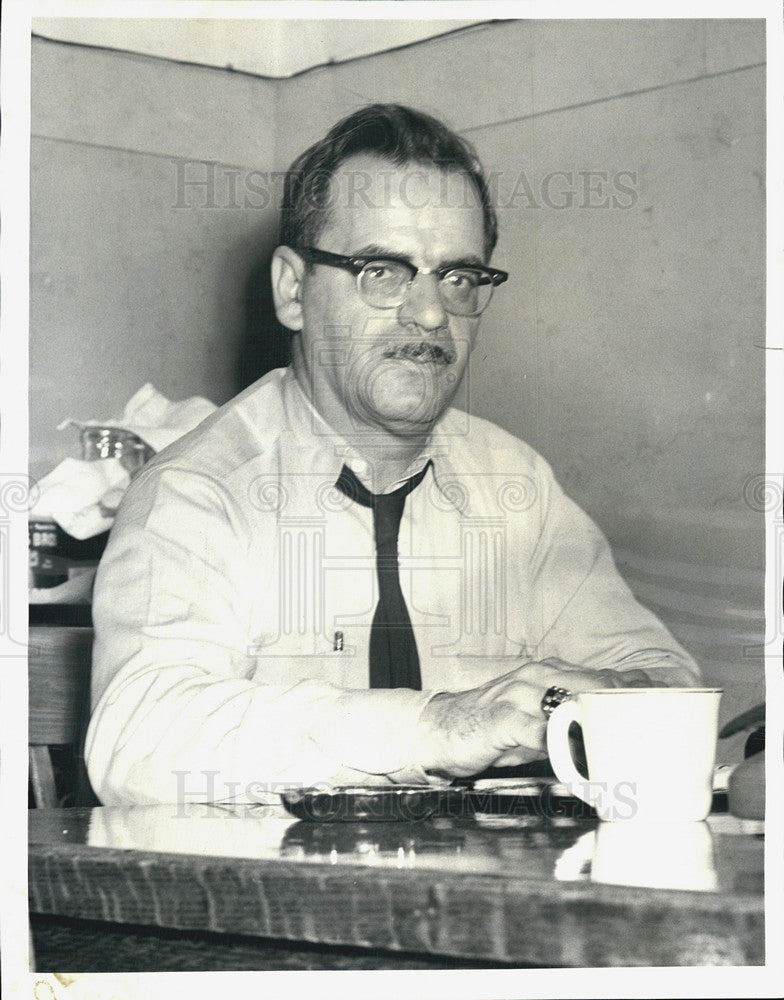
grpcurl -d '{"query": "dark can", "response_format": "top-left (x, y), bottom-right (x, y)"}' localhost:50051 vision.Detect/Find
top-left (29, 518), bottom-right (68, 589)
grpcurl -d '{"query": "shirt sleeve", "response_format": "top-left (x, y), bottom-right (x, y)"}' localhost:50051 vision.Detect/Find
top-left (522, 461), bottom-right (701, 684)
top-left (85, 465), bottom-right (434, 805)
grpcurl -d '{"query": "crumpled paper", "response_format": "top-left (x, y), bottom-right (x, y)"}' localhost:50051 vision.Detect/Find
top-left (31, 384), bottom-right (217, 539)
top-left (30, 457), bottom-right (129, 540)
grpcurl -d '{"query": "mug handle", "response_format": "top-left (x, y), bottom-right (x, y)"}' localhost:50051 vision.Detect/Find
top-left (546, 700), bottom-right (594, 808)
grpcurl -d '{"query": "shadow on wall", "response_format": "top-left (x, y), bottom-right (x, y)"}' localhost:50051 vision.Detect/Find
top-left (235, 251), bottom-right (291, 391)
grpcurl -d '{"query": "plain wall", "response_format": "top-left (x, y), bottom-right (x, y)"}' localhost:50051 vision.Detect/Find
top-left (274, 19), bottom-right (765, 568)
top-left (31, 38), bottom-right (282, 481)
top-left (30, 21), bottom-right (767, 756)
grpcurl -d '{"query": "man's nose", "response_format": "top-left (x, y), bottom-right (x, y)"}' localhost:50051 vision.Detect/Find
top-left (397, 272), bottom-right (449, 331)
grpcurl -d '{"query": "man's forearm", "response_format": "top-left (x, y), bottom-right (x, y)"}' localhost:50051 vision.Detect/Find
top-left (86, 660), bottom-right (435, 804)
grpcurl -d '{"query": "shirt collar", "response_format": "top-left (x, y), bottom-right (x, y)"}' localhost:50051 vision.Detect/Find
top-left (279, 366), bottom-right (463, 505)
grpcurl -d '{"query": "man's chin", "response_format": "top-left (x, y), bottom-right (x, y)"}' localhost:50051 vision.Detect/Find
top-left (353, 392), bottom-right (445, 436)
top-left (346, 355), bottom-right (461, 433)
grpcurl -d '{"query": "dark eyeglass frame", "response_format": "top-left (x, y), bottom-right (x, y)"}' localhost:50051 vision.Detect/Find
top-left (296, 245), bottom-right (508, 315)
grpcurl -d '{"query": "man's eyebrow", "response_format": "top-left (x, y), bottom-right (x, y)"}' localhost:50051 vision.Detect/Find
top-left (353, 244), bottom-right (412, 262)
top-left (353, 245), bottom-right (487, 269)
top-left (438, 253), bottom-right (486, 270)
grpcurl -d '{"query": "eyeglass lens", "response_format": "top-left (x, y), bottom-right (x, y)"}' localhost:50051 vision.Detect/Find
top-left (358, 261), bottom-right (493, 316)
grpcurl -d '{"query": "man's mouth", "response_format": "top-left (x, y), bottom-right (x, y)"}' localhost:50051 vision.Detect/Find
top-left (382, 341), bottom-right (456, 365)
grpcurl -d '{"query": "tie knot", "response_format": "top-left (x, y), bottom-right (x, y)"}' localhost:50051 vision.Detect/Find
top-left (373, 491), bottom-right (407, 555)
top-left (334, 460), bottom-right (432, 555)
top-left (334, 460), bottom-right (431, 510)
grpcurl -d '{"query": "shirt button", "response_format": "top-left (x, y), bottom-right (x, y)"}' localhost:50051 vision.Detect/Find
top-left (353, 459), bottom-right (368, 476)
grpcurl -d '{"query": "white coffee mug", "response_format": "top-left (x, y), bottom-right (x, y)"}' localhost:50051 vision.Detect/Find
top-left (546, 688), bottom-right (722, 822)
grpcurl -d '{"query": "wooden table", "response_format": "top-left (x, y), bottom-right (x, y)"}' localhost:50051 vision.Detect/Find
top-left (28, 800), bottom-right (764, 970)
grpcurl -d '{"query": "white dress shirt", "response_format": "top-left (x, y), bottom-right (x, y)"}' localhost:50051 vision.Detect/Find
top-left (85, 367), bottom-right (699, 804)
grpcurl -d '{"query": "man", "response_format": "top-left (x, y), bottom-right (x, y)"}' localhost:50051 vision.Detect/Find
top-left (85, 105), bottom-right (699, 805)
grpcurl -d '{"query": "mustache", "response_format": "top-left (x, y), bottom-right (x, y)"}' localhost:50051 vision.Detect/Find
top-left (382, 341), bottom-right (457, 365)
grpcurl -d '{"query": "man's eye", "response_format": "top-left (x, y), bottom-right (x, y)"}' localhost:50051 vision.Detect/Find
top-left (365, 262), bottom-right (405, 281)
top-left (443, 269), bottom-right (482, 290)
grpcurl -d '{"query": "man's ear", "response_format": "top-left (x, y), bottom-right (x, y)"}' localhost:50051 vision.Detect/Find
top-left (271, 245), bottom-right (305, 331)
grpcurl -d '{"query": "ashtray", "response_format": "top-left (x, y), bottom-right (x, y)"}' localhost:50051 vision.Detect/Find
top-left (280, 785), bottom-right (449, 822)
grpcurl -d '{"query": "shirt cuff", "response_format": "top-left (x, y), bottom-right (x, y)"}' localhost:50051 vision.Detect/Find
top-left (306, 686), bottom-right (442, 778)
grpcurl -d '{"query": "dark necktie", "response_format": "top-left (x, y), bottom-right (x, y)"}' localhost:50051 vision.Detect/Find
top-left (334, 460), bottom-right (431, 689)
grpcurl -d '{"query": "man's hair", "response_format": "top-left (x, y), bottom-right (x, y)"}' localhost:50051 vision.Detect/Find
top-left (279, 103), bottom-right (498, 261)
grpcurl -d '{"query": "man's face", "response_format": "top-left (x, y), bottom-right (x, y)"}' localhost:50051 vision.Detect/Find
top-left (295, 154), bottom-right (488, 439)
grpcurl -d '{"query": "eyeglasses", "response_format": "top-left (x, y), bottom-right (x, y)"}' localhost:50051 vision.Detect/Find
top-left (297, 246), bottom-right (508, 317)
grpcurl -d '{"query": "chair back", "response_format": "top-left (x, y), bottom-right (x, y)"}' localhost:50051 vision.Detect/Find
top-left (29, 625), bottom-right (95, 807)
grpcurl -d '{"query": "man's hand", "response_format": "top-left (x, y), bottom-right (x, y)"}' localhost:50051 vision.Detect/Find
top-left (415, 658), bottom-right (667, 778)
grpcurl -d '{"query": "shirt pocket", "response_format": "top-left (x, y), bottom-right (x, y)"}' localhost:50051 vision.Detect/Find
top-left (248, 625), bottom-right (370, 689)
